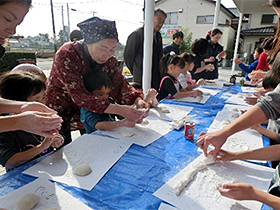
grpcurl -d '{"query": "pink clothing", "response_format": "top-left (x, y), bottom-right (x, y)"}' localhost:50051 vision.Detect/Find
top-left (46, 42), bottom-right (140, 131)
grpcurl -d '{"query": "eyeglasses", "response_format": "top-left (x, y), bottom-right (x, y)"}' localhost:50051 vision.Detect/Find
top-left (155, 18), bottom-right (165, 25)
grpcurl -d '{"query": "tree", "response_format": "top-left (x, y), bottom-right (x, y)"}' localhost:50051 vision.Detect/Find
top-left (179, 27), bottom-right (193, 54)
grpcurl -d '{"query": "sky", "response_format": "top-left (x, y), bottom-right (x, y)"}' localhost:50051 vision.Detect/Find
top-left (16, 0), bottom-right (236, 45)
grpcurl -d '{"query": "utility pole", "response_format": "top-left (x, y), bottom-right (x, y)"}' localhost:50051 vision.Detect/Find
top-left (50, 0), bottom-right (57, 52)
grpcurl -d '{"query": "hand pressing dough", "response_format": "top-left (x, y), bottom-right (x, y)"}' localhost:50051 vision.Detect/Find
top-left (75, 164), bottom-right (92, 176)
top-left (173, 156), bottom-right (215, 196)
top-left (15, 193), bottom-right (38, 210)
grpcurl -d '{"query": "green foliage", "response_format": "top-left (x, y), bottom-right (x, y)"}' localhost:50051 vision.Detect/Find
top-left (180, 27), bottom-right (193, 54)
top-left (0, 51), bottom-right (36, 73)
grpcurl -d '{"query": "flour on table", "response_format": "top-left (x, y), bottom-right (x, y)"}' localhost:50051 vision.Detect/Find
top-left (121, 131), bottom-right (134, 137)
top-left (231, 113), bottom-right (239, 118)
top-left (15, 193), bottom-right (38, 210)
top-left (231, 108), bottom-right (239, 112)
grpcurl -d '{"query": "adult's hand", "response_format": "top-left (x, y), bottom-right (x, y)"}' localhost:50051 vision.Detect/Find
top-left (16, 111), bottom-right (63, 137)
top-left (244, 95), bottom-right (259, 105)
top-left (197, 130), bottom-right (229, 159)
top-left (20, 101), bottom-right (57, 114)
top-left (248, 70), bottom-right (267, 81)
top-left (134, 97), bottom-right (150, 109)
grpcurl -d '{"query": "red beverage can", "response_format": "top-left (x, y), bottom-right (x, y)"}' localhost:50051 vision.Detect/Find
top-left (184, 121), bottom-right (195, 140)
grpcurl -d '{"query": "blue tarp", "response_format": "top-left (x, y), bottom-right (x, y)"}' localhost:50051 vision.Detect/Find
top-left (0, 84), bottom-right (272, 210)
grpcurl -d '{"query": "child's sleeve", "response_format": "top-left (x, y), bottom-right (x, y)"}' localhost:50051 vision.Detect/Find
top-left (0, 132), bottom-right (18, 167)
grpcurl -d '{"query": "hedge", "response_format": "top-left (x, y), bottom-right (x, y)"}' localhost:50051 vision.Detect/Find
top-left (0, 51), bottom-right (37, 73)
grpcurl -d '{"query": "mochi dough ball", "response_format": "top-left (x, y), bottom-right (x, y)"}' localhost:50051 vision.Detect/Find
top-left (75, 164), bottom-right (92, 176)
top-left (15, 193), bottom-right (38, 210)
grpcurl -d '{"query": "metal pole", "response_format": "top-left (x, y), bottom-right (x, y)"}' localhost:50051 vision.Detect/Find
top-left (213, 0), bottom-right (221, 29)
top-left (50, 0), bottom-right (57, 52)
top-left (142, 0), bottom-right (154, 93)
top-left (61, 5), bottom-right (65, 43)
top-left (231, 12), bottom-right (243, 75)
top-left (67, 3), bottom-right (70, 41)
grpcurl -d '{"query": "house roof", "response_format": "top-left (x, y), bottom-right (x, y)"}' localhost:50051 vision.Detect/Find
top-left (241, 26), bottom-right (275, 36)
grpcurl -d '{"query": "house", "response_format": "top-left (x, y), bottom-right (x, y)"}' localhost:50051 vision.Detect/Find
top-left (155, 0), bottom-right (237, 51)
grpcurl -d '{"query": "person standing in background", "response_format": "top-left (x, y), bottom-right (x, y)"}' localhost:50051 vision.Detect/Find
top-left (163, 31), bottom-right (184, 55)
top-left (124, 9), bottom-right (167, 90)
top-left (204, 29), bottom-right (226, 79)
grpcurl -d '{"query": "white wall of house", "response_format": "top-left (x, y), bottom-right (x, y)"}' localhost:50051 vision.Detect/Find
top-left (156, 0), bottom-right (235, 51)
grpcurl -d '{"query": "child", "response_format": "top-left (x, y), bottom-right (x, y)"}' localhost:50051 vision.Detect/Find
top-left (178, 52), bottom-right (205, 90)
top-left (81, 71), bottom-right (136, 134)
top-left (130, 82), bottom-right (158, 107)
top-left (0, 72), bottom-right (64, 171)
top-left (157, 52), bottom-right (203, 101)
top-left (234, 47), bottom-right (263, 81)
top-left (190, 38), bottom-right (215, 81)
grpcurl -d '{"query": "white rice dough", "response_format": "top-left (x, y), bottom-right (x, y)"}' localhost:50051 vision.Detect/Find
top-left (231, 108), bottom-right (239, 112)
top-left (121, 131), bottom-right (134, 137)
top-left (231, 113), bottom-right (239, 118)
top-left (141, 118), bottom-right (149, 125)
top-left (173, 156), bottom-right (215, 196)
top-left (203, 91), bottom-right (211, 95)
top-left (75, 164), bottom-right (92, 176)
top-left (158, 106), bottom-right (170, 113)
top-left (15, 193), bottom-right (38, 210)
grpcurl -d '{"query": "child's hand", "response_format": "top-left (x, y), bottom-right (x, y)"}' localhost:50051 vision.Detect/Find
top-left (217, 183), bottom-right (256, 201)
top-left (196, 78), bottom-right (205, 86)
top-left (215, 149), bottom-right (237, 161)
top-left (205, 64), bottom-right (214, 71)
top-left (191, 90), bottom-right (203, 97)
top-left (122, 119), bottom-right (136, 128)
top-left (234, 58), bottom-right (241, 64)
top-left (50, 133), bottom-right (64, 148)
top-left (145, 88), bottom-right (158, 103)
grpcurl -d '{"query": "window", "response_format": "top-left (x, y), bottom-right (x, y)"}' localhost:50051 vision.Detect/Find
top-left (196, 15), bottom-right (214, 24)
top-left (225, 19), bottom-right (230, 25)
top-left (261, 14), bottom-right (278, 24)
top-left (165, 12), bottom-right (178, 24)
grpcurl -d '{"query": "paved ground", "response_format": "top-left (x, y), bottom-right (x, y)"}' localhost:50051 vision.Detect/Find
top-left (0, 58), bottom-right (242, 175)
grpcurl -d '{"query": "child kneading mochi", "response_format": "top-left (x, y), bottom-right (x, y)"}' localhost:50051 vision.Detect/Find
top-left (157, 51), bottom-right (203, 101)
top-left (0, 72), bottom-right (64, 171)
top-left (178, 52), bottom-right (205, 91)
top-left (81, 71), bottom-right (137, 134)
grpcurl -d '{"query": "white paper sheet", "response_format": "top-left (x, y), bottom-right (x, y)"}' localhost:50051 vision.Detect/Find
top-left (225, 92), bottom-right (254, 106)
top-left (196, 87), bottom-right (220, 96)
top-left (241, 86), bottom-right (258, 93)
top-left (149, 103), bottom-right (193, 122)
top-left (205, 105), bottom-right (264, 157)
top-left (175, 95), bottom-right (210, 104)
top-left (23, 134), bottom-right (132, 191)
top-left (202, 81), bottom-right (224, 89)
top-left (158, 202), bottom-right (179, 210)
top-left (0, 177), bottom-right (93, 210)
top-left (153, 154), bottom-right (274, 210)
top-left (99, 118), bottom-right (172, 147)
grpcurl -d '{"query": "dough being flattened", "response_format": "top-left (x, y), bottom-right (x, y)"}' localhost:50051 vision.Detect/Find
top-left (75, 164), bottom-right (92, 176)
top-left (141, 118), bottom-right (149, 125)
top-left (121, 131), bottom-right (134, 137)
top-left (15, 193), bottom-right (38, 210)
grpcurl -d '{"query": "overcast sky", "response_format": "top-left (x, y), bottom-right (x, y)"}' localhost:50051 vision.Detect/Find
top-left (16, 0), bottom-right (235, 44)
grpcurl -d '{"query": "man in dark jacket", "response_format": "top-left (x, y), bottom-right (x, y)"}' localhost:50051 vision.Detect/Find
top-left (124, 9), bottom-right (167, 90)
top-left (163, 31), bottom-right (184, 55)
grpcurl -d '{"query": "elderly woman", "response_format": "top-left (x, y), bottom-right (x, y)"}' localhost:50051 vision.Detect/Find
top-left (46, 17), bottom-right (149, 144)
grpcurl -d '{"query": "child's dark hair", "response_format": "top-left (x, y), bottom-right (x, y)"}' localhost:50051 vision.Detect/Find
top-left (173, 31), bottom-right (184, 40)
top-left (180, 52), bottom-right (195, 64)
top-left (159, 51), bottom-right (185, 77)
top-left (205, 28), bottom-right (223, 40)
top-left (0, 72), bottom-right (45, 102)
top-left (191, 38), bottom-right (209, 56)
top-left (83, 71), bottom-right (112, 93)
top-left (129, 82), bottom-right (142, 90)
top-left (261, 36), bottom-right (275, 50)
top-left (255, 47), bottom-right (263, 55)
